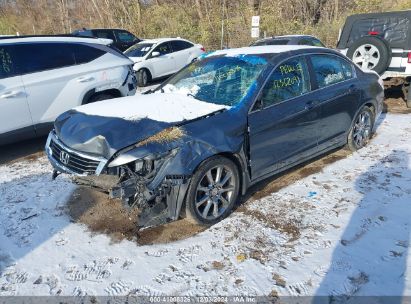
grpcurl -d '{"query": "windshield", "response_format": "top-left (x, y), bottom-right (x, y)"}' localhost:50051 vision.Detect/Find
top-left (158, 55), bottom-right (268, 107)
top-left (124, 43), bottom-right (154, 57)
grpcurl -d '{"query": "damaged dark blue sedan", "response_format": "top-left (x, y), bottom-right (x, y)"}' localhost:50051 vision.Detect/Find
top-left (46, 45), bottom-right (384, 228)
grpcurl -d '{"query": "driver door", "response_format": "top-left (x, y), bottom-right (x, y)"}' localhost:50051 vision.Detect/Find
top-left (248, 55), bottom-right (321, 180)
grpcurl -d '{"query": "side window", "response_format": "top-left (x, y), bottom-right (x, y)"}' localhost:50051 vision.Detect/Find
top-left (310, 55), bottom-right (352, 88)
top-left (298, 39), bottom-right (312, 46)
top-left (0, 45), bottom-right (18, 79)
top-left (341, 60), bottom-right (355, 80)
top-left (14, 43), bottom-right (75, 74)
top-left (153, 43), bottom-right (172, 56)
top-left (72, 44), bottom-right (106, 64)
top-left (260, 56), bottom-right (310, 107)
top-left (310, 38), bottom-right (325, 47)
top-left (92, 30), bottom-right (115, 40)
top-left (115, 30), bottom-right (136, 42)
top-left (171, 40), bottom-right (193, 52)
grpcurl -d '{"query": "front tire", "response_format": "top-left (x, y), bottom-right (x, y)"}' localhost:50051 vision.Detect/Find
top-left (137, 69), bottom-right (151, 87)
top-left (185, 156), bottom-right (240, 226)
top-left (347, 106), bottom-right (374, 151)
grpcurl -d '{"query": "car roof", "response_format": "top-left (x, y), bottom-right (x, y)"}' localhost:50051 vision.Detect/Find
top-left (136, 37), bottom-right (191, 44)
top-left (274, 34), bottom-right (318, 38)
top-left (254, 35), bottom-right (319, 42)
top-left (209, 45), bottom-right (324, 57)
top-left (74, 28), bottom-right (131, 32)
top-left (344, 9), bottom-right (411, 21)
top-left (0, 35), bottom-right (112, 45)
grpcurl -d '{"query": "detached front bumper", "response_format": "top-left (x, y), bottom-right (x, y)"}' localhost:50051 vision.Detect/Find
top-left (45, 131), bottom-right (192, 228)
top-left (45, 132), bottom-right (108, 176)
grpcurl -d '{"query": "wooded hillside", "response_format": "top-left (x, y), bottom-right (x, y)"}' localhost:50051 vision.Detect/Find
top-left (0, 0), bottom-right (409, 49)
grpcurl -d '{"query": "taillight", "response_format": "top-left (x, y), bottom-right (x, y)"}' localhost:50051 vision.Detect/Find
top-left (408, 52), bottom-right (411, 64)
top-left (200, 47), bottom-right (206, 52)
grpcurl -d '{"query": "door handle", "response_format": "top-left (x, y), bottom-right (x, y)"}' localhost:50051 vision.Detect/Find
top-left (349, 85), bottom-right (357, 93)
top-left (77, 76), bottom-right (95, 83)
top-left (0, 90), bottom-right (22, 99)
top-left (305, 101), bottom-right (317, 110)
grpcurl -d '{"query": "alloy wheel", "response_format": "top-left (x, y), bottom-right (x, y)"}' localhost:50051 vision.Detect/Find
top-left (195, 165), bottom-right (236, 220)
top-left (353, 110), bottom-right (372, 149)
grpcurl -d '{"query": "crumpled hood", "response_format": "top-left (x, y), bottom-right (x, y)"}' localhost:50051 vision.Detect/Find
top-left (54, 93), bottom-right (229, 159)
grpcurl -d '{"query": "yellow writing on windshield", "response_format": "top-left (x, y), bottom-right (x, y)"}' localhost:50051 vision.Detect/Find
top-left (214, 65), bottom-right (241, 81)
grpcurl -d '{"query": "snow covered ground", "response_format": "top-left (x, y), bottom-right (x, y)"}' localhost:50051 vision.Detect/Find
top-left (1, 112), bottom-right (411, 298)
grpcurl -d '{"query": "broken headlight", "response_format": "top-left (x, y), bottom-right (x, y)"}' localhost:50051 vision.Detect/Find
top-left (109, 149), bottom-right (178, 174)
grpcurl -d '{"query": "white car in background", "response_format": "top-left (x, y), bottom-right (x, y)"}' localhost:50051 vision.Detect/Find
top-left (125, 38), bottom-right (205, 86)
top-left (0, 35), bottom-right (137, 145)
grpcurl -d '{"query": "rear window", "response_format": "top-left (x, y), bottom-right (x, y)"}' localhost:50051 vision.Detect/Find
top-left (115, 30), bottom-right (136, 42)
top-left (348, 17), bottom-right (410, 47)
top-left (170, 40), bottom-right (193, 52)
top-left (92, 30), bottom-right (115, 40)
top-left (72, 44), bottom-right (105, 64)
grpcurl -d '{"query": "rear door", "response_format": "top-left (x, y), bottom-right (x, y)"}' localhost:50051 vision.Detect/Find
top-left (248, 55), bottom-right (321, 179)
top-left (170, 40), bottom-right (195, 70)
top-left (0, 44), bottom-right (34, 140)
top-left (308, 54), bottom-right (360, 149)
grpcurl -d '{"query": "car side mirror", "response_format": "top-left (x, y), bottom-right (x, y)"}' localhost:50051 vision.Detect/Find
top-left (151, 51), bottom-right (160, 58)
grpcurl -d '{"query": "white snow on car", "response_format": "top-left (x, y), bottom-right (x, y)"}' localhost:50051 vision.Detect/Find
top-left (75, 92), bottom-right (230, 123)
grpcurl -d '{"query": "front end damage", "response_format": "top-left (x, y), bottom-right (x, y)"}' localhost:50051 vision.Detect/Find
top-left (46, 131), bottom-right (192, 229)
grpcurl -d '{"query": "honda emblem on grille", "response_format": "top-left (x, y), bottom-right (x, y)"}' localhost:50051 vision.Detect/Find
top-left (60, 151), bottom-right (70, 165)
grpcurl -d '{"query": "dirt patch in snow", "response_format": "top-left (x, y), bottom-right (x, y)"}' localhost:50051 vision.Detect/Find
top-left (384, 84), bottom-right (411, 114)
top-left (67, 186), bottom-right (205, 245)
top-left (67, 187), bottom-right (140, 242)
top-left (137, 220), bottom-right (206, 245)
top-left (241, 208), bottom-right (301, 241)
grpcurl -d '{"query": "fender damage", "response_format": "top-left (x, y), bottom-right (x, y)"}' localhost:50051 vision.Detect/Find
top-left (46, 94), bottom-right (248, 229)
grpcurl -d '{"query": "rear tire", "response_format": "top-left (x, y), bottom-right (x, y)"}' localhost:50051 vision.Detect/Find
top-left (185, 156), bottom-right (240, 226)
top-left (346, 106), bottom-right (374, 151)
top-left (137, 69), bottom-right (151, 87)
top-left (347, 36), bottom-right (391, 75)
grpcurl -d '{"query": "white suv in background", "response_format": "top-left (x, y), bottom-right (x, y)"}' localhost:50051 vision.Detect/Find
top-left (124, 38), bottom-right (205, 86)
top-left (0, 36), bottom-right (137, 145)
